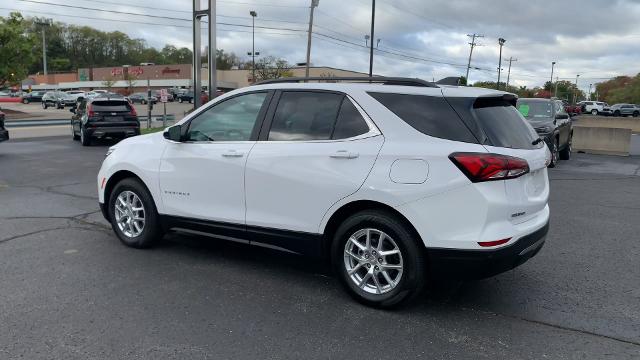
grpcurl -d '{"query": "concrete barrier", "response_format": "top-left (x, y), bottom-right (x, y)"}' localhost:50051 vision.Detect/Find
top-left (574, 117), bottom-right (640, 133)
top-left (572, 126), bottom-right (631, 156)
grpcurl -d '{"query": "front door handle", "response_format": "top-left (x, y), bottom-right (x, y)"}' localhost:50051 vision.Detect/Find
top-left (222, 150), bottom-right (244, 157)
top-left (330, 150), bottom-right (359, 159)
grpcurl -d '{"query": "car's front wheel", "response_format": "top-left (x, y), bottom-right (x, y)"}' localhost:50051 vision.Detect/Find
top-left (22, 98), bottom-right (29, 104)
top-left (633, 111), bottom-right (639, 117)
top-left (109, 178), bottom-right (162, 248)
top-left (42, 102), bottom-right (47, 109)
top-left (80, 127), bottom-right (91, 146)
top-left (332, 210), bottom-right (426, 308)
top-left (591, 109), bottom-right (598, 115)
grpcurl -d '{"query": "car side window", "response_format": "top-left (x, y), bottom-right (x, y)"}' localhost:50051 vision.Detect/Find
top-left (186, 92), bottom-right (267, 142)
top-left (268, 91), bottom-right (343, 141)
top-left (332, 98), bottom-right (370, 139)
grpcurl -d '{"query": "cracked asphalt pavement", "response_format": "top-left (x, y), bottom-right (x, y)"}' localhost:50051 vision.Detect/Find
top-left (1, 137), bottom-right (639, 359)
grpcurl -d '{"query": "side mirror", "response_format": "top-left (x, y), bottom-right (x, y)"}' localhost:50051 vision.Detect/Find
top-left (556, 113), bottom-right (569, 120)
top-left (163, 125), bottom-right (183, 142)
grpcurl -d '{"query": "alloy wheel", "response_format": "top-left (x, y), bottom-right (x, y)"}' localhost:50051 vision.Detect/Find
top-left (114, 190), bottom-right (146, 238)
top-left (343, 228), bottom-right (404, 295)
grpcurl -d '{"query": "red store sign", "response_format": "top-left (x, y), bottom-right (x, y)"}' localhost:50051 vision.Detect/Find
top-left (162, 67), bottom-right (181, 75)
top-left (110, 68), bottom-right (123, 76)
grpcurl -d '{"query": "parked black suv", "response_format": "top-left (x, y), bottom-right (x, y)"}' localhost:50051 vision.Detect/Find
top-left (0, 107), bottom-right (8, 143)
top-left (21, 91), bottom-right (46, 104)
top-left (71, 97), bottom-right (140, 146)
top-left (517, 98), bottom-right (573, 167)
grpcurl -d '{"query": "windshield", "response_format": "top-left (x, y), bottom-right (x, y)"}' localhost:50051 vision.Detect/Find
top-left (516, 100), bottom-right (553, 119)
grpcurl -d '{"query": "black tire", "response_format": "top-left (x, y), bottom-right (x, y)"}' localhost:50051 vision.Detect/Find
top-left (614, 110), bottom-right (620, 117)
top-left (80, 127), bottom-right (91, 146)
top-left (548, 138), bottom-right (559, 168)
top-left (42, 102), bottom-right (47, 109)
top-left (142, 99), bottom-right (147, 105)
top-left (108, 178), bottom-right (163, 248)
top-left (72, 124), bottom-right (80, 140)
top-left (331, 209), bottom-right (427, 308)
top-left (178, 98), bottom-right (183, 103)
top-left (189, 99), bottom-right (192, 104)
top-left (559, 133), bottom-right (572, 160)
top-left (633, 111), bottom-right (639, 118)
top-left (22, 98), bottom-right (29, 104)
top-left (591, 109), bottom-right (598, 115)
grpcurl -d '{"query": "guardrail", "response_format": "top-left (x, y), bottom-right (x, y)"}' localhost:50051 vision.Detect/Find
top-left (5, 114), bottom-right (176, 128)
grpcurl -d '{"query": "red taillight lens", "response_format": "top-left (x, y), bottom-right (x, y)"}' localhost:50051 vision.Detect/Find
top-left (478, 238), bottom-right (511, 247)
top-left (87, 104), bottom-right (95, 117)
top-left (449, 152), bottom-right (529, 182)
top-left (129, 105), bottom-right (137, 116)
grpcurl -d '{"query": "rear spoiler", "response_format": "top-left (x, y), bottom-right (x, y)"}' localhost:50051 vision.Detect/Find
top-left (473, 94), bottom-right (518, 108)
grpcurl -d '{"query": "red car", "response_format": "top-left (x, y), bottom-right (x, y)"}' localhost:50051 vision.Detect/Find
top-left (563, 101), bottom-right (581, 116)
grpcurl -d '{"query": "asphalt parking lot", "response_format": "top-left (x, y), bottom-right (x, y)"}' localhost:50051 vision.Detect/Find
top-left (1, 137), bottom-right (639, 359)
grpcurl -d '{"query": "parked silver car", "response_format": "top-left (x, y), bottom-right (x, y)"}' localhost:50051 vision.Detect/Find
top-left (609, 103), bottom-right (640, 117)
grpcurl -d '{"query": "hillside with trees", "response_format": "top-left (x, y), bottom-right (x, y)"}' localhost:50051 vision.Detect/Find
top-left (595, 75), bottom-right (640, 104)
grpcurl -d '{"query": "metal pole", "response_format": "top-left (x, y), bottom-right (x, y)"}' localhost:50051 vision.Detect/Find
top-left (465, 35), bottom-right (475, 85)
top-left (163, 101), bottom-right (167, 128)
top-left (550, 62), bottom-right (555, 98)
top-left (42, 29), bottom-right (47, 76)
top-left (252, 15), bottom-right (256, 82)
top-left (305, 0), bottom-right (319, 78)
top-left (554, 76), bottom-right (558, 98)
top-left (147, 78), bottom-right (151, 129)
top-left (496, 39), bottom-right (505, 90)
top-left (193, 0), bottom-right (202, 109)
top-left (368, 0), bottom-right (375, 77)
top-left (506, 57), bottom-right (516, 89)
top-left (588, 83), bottom-right (592, 101)
top-left (573, 74), bottom-right (579, 104)
top-left (208, 0), bottom-right (217, 99)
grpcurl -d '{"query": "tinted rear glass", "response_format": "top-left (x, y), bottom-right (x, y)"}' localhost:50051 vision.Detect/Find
top-left (332, 99), bottom-right (370, 139)
top-left (473, 99), bottom-right (539, 150)
top-left (516, 100), bottom-right (553, 119)
top-left (91, 101), bottom-right (131, 112)
top-left (368, 92), bottom-right (477, 143)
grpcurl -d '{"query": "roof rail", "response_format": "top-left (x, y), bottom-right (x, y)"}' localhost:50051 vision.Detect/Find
top-left (254, 76), bottom-right (438, 88)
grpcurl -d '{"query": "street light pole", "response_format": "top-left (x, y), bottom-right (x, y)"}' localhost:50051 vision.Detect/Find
top-left (305, 0), bottom-right (319, 78)
top-left (588, 83), bottom-right (593, 101)
top-left (550, 61), bottom-right (556, 99)
top-left (368, 0), bottom-right (376, 77)
top-left (573, 74), bottom-right (580, 103)
top-left (250, 10), bottom-right (257, 82)
top-left (496, 38), bottom-right (505, 90)
top-left (506, 57), bottom-right (517, 89)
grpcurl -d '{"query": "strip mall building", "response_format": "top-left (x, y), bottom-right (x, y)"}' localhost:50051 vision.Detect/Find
top-left (22, 64), bottom-right (367, 92)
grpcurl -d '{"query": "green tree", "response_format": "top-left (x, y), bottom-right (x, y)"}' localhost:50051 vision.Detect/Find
top-left (0, 12), bottom-right (36, 86)
top-left (253, 56), bottom-right (293, 82)
top-left (102, 75), bottom-right (116, 89)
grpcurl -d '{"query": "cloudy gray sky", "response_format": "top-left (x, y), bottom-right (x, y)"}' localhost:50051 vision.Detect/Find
top-left (4, 0), bottom-right (640, 92)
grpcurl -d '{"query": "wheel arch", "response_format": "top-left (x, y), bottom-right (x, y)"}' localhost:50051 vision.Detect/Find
top-left (103, 170), bottom-right (157, 222)
top-left (321, 200), bottom-right (423, 259)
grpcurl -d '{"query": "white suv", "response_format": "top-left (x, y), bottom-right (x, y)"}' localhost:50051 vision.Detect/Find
top-left (98, 77), bottom-right (551, 308)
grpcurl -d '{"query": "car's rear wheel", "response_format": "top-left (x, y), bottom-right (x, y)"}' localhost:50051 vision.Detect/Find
top-left (22, 98), bottom-right (29, 104)
top-left (614, 110), bottom-right (621, 117)
top-left (591, 109), bottom-right (598, 115)
top-left (548, 138), bottom-right (559, 168)
top-left (71, 125), bottom-right (80, 140)
top-left (332, 209), bottom-right (426, 308)
top-left (178, 98), bottom-right (183, 103)
top-left (142, 99), bottom-right (147, 105)
top-left (80, 127), bottom-right (91, 146)
top-left (109, 178), bottom-right (162, 248)
top-left (633, 111), bottom-right (639, 117)
top-left (560, 133), bottom-right (572, 160)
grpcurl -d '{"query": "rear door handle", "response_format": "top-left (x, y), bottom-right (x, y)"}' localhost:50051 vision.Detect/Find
top-left (222, 150), bottom-right (244, 157)
top-left (330, 150), bottom-right (359, 159)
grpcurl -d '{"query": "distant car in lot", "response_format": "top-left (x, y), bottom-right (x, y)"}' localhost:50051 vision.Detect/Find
top-left (578, 101), bottom-right (611, 115)
top-left (152, 90), bottom-right (174, 102)
top-left (609, 103), bottom-right (640, 117)
top-left (0, 90), bottom-right (11, 97)
top-left (85, 90), bottom-right (108, 99)
top-left (21, 91), bottom-right (46, 104)
top-left (71, 96), bottom-right (140, 146)
top-left (562, 101), bottom-right (581, 116)
top-left (65, 90), bottom-right (86, 101)
top-left (42, 91), bottom-right (76, 109)
top-left (128, 92), bottom-right (158, 105)
top-left (97, 77), bottom-right (551, 308)
top-left (175, 91), bottom-right (194, 103)
top-left (0, 107), bottom-right (8, 143)
top-left (517, 98), bottom-right (573, 167)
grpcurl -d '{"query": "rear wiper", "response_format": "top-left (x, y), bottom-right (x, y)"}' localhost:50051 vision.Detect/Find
top-left (531, 138), bottom-right (543, 145)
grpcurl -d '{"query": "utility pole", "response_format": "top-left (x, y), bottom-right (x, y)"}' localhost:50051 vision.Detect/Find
top-left (465, 33), bottom-right (484, 85)
top-left (193, 0), bottom-right (216, 109)
top-left (550, 61), bottom-right (556, 99)
top-left (588, 83), bottom-right (593, 101)
top-left (368, 0), bottom-right (376, 77)
top-left (496, 38), bottom-right (506, 90)
top-left (505, 57), bottom-right (517, 89)
top-left (250, 10), bottom-right (257, 83)
top-left (554, 76), bottom-right (559, 98)
top-left (573, 74), bottom-right (580, 104)
top-left (305, 0), bottom-right (319, 78)
top-left (34, 18), bottom-right (52, 76)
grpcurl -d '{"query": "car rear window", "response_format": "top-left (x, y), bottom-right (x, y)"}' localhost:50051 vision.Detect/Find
top-left (472, 98), bottom-right (540, 149)
top-left (91, 101), bottom-right (131, 112)
top-left (368, 92), bottom-right (477, 143)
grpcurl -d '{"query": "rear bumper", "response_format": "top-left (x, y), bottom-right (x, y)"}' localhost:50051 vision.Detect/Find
top-left (428, 221), bottom-right (549, 280)
top-left (86, 127), bottom-right (140, 139)
top-left (0, 129), bottom-right (8, 142)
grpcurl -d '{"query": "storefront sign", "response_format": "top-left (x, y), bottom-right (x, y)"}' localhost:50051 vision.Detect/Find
top-left (161, 67), bottom-right (181, 75)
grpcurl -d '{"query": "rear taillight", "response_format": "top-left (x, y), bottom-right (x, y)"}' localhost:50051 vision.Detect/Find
top-left (87, 104), bottom-right (95, 117)
top-left (129, 105), bottom-right (137, 116)
top-left (449, 152), bottom-right (529, 183)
